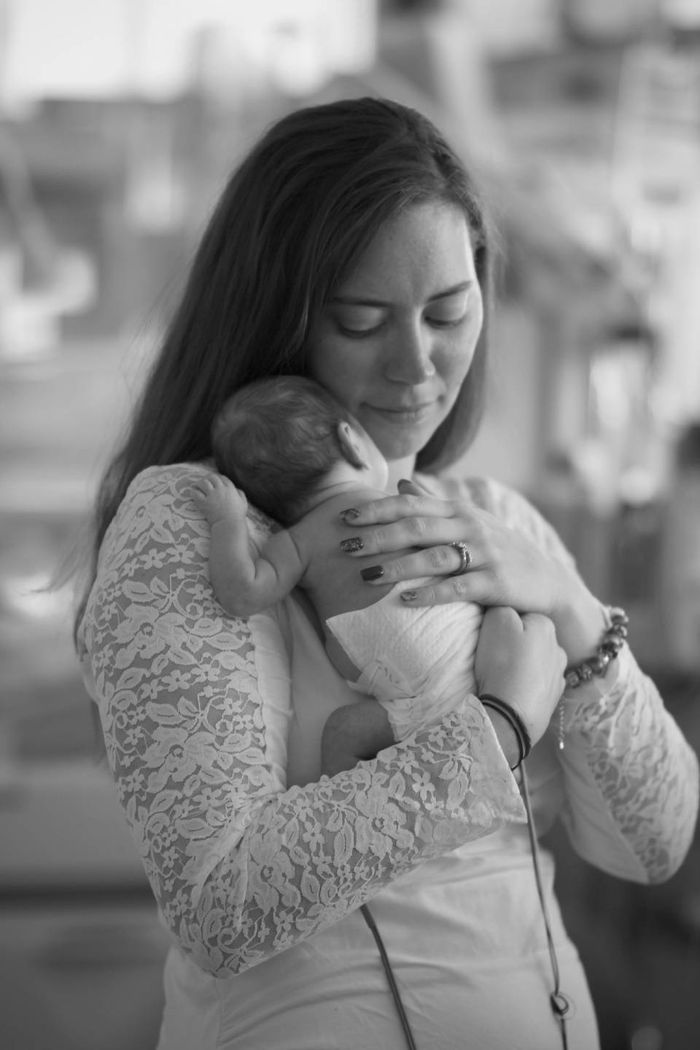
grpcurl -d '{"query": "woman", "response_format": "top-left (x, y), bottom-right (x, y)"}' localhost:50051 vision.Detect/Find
top-left (76, 98), bottom-right (698, 1050)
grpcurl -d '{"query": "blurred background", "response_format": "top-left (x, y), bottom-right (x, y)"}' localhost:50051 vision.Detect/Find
top-left (0, 1), bottom-right (699, 1048)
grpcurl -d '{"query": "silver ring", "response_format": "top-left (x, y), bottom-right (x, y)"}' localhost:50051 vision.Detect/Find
top-left (449, 541), bottom-right (472, 576)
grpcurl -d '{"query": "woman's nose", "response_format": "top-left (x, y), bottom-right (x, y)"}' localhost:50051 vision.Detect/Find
top-left (383, 323), bottom-right (436, 384)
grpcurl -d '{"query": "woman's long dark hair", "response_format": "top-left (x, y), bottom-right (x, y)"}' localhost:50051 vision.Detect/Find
top-left (75, 96), bottom-right (495, 637)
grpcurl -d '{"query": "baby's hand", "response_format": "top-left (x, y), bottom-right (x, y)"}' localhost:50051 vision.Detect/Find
top-left (189, 474), bottom-right (247, 526)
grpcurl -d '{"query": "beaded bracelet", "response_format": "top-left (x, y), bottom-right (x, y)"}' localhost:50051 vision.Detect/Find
top-left (479, 693), bottom-right (532, 770)
top-left (564, 606), bottom-right (629, 689)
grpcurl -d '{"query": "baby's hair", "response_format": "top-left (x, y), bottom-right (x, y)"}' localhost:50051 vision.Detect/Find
top-left (212, 376), bottom-right (354, 525)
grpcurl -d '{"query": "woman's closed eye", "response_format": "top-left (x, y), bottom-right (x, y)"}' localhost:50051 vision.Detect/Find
top-left (335, 307), bottom-right (386, 336)
top-left (426, 310), bottom-right (467, 329)
top-left (425, 289), bottom-right (471, 328)
top-left (332, 287), bottom-right (472, 337)
top-left (335, 309), bottom-right (468, 338)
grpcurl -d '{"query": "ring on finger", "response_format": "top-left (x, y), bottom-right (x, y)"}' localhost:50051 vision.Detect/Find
top-left (449, 541), bottom-right (472, 576)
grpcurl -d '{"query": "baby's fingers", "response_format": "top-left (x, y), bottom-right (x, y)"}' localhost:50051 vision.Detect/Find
top-left (187, 479), bottom-right (212, 500)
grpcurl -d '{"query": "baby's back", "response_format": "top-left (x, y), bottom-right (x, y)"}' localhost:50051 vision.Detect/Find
top-left (289, 488), bottom-right (482, 696)
top-left (289, 489), bottom-right (413, 623)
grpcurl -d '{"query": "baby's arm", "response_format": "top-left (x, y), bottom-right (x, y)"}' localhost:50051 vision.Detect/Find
top-left (190, 474), bottom-right (306, 615)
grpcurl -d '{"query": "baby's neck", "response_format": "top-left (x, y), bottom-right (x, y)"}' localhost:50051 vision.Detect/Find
top-left (299, 479), bottom-right (384, 516)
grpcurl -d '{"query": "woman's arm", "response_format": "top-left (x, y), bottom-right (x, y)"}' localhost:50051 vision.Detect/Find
top-left (79, 464), bottom-right (525, 978)
top-left (467, 480), bottom-right (699, 882)
top-left (469, 480), bottom-right (699, 883)
top-left (334, 474), bottom-right (699, 883)
top-left (497, 482), bottom-right (699, 883)
top-left (557, 646), bottom-right (699, 884)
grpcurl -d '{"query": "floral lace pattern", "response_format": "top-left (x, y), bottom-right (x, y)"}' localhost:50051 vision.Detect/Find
top-left (560, 647), bottom-right (699, 882)
top-left (79, 464), bottom-right (524, 976)
top-left (79, 464), bottom-right (699, 977)
top-left (437, 472), bottom-right (698, 882)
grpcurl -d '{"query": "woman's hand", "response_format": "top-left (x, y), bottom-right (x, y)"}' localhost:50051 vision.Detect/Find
top-left (338, 479), bottom-right (607, 665)
top-left (474, 607), bottom-right (567, 749)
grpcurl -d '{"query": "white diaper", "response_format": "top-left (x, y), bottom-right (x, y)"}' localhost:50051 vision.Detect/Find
top-left (326, 583), bottom-right (482, 740)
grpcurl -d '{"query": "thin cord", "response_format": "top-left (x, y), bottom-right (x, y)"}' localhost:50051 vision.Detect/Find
top-left (519, 766), bottom-right (571, 1050)
top-left (361, 903), bottom-right (419, 1050)
top-left (360, 772), bottom-right (571, 1050)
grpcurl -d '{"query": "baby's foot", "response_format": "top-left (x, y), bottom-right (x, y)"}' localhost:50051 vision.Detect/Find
top-left (189, 474), bottom-right (247, 526)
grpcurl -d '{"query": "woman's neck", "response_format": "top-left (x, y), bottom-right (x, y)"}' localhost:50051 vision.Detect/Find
top-left (386, 456), bottom-right (416, 493)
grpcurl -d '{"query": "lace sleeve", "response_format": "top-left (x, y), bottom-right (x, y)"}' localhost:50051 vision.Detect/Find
top-left (558, 648), bottom-right (699, 883)
top-left (79, 464), bottom-right (525, 977)
top-left (434, 474), bottom-right (699, 883)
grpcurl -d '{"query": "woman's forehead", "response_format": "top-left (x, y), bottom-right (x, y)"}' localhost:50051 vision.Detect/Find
top-left (336, 201), bottom-right (476, 301)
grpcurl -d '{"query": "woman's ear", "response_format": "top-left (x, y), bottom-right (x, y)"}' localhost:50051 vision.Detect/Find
top-left (336, 421), bottom-right (370, 470)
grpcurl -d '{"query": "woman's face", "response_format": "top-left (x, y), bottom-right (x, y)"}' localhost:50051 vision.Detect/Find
top-left (306, 200), bottom-right (484, 469)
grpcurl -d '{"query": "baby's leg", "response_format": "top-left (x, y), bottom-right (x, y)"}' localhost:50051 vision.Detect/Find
top-left (321, 699), bottom-right (394, 776)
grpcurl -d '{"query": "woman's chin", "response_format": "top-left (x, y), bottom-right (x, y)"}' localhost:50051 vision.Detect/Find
top-left (363, 411), bottom-right (443, 464)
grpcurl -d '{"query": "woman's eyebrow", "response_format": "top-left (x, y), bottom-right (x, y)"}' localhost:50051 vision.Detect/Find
top-left (329, 281), bottom-right (473, 307)
top-left (427, 281), bottom-right (473, 303)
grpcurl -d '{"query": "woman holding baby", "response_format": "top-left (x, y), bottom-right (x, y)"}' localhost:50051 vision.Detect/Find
top-left (76, 97), bottom-right (698, 1049)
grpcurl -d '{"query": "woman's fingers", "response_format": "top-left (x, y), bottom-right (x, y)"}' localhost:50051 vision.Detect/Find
top-left (339, 511), bottom-right (473, 563)
top-left (353, 542), bottom-right (477, 587)
top-left (339, 492), bottom-right (456, 529)
top-left (396, 573), bottom-right (483, 606)
top-left (397, 477), bottom-right (432, 497)
top-left (336, 491), bottom-right (569, 640)
top-left (338, 504), bottom-right (492, 603)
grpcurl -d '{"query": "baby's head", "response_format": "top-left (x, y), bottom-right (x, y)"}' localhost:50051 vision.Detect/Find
top-left (212, 376), bottom-right (386, 524)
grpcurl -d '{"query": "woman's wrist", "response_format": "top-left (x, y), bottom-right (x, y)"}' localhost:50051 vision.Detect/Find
top-left (480, 694), bottom-right (532, 770)
top-left (563, 607), bottom-right (629, 689)
top-left (482, 706), bottom-right (522, 769)
top-left (551, 568), bottom-right (609, 665)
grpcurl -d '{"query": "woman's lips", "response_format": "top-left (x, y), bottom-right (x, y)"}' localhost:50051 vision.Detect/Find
top-left (368, 403), bottom-right (435, 424)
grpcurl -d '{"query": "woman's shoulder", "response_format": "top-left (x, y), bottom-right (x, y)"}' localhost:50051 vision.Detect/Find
top-left (417, 471), bottom-right (532, 524)
top-left (115, 463), bottom-right (274, 545)
top-left (129, 460), bottom-right (213, 490)
top-left (116, 461), bottom-right (207, 513)
top-left (418, 470), bottom-right (574, 564)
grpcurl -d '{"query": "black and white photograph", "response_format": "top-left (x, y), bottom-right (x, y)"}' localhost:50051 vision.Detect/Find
top-left (1, 2), bottom-right (699, 1048)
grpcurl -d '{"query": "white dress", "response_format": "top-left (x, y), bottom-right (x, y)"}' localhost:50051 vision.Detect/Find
top-left (78, 464), bottom-right (699, 1050)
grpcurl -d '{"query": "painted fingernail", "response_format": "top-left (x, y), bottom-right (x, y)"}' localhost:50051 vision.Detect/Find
top-left (400, 590), bottom-right (417, 602)
top-left (340, 508), bottom-right (360, 522)
top-left (340, 537), bottom-right (363, 553)
top-left (361, 565), bottom-right (384, 582)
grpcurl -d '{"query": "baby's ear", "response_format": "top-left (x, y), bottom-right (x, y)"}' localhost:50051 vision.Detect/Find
top-left (336, 421), bottom-right (369, 470)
